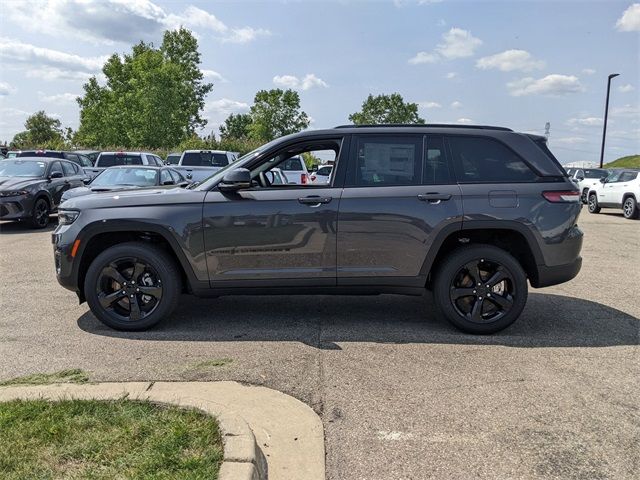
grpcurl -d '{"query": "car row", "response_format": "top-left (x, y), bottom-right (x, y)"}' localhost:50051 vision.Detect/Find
top-left (587, 169), bottom-right (640, 219)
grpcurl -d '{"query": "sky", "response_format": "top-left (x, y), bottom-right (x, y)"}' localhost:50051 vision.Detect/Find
top-left (0, 0), bottom-right (638, 165)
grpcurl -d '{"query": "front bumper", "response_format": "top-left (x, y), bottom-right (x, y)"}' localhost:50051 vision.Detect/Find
top-left (52, 222), bottom-right (81, 293)
top-left (0, 195), bottom-right (33, 220)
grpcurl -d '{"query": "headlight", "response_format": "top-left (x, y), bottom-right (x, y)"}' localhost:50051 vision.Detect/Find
top-left (0, 190), bottom-right (28, 197)
top-left (58, 210), bottom-right (80, 225)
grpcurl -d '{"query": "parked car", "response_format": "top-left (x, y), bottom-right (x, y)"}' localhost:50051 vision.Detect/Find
top-left (6, 151), bottom-right (21, 158)
top-left (566, 168), bottom-right (609, 203)
top-left (587, 169), bottom-right (640, 219)
top-left (17, 150), bottom-right (94, 169)
top-left (61, 166), bottom-right (190, 202)
top-left (74, 150), bottom-right (101, 164)
top-left (172, 150), bottom-right (238, 183)
top-left (309, 165), bottom-right (333, 184)
top-left (278, 155), bottom-right (310, 185)
top-left (165, 152), bottom-right (181, 165)
top-left (84, 151), bottom-right (164, 179)
top-left (53, 124), bottom-right (583, 334)
top-left (0, 158), bottom-right (87, 228)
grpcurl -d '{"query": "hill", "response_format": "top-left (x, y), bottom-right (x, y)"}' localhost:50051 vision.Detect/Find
top-left (604, 155), bottom-right (640, 168)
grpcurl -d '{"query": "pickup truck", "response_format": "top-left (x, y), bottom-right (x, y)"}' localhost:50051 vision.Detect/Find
top-left (84, 152), bottom-right (164, 179)
top-left (172, 150), bottom-right (238, 183)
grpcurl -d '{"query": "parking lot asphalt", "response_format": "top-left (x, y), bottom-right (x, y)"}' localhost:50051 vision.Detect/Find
top-left (1, 209), bottom-right (638, 480)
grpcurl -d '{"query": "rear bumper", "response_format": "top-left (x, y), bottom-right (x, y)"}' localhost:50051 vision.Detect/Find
top-left (531, 256), bottom-right (582, 288)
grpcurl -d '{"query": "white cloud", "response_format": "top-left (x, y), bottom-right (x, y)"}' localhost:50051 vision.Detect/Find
top-left (566, 117), bottom-right (603, 127)
top-left (272, 73), bottom-right (328, 90)
top-left (4, 1), bottom-right (269, 45)
top-left (0, 107), bottom-right (30, 117)
top-left (619, 84), bottom-right (635, 93)
top-left (205, 98), bottom-right (250, 115)
top-left (507, 74), bottom-right (585, 96)
top-left (450, 101), bottom-right (463, 109)
top-left (615, 3), bottom-right (640, 32)
top-left (476, 49), bottom-right (545, 72)
top-left (201, 69), bottom-right (226, 82)
top-left (0, 82), bottom-right (16, 96)
top-left (419, 101), bottom-right (442, 109)
top-left (611, 104), bottom-right (640, 118)
top-left (582, 68), bottom-right (596, 75)
top-left (445, 72), bottom-right (458, 79)
top-left (553, 136), bottom-right (588, 145)
top-left (409, 27), bottom-right (482, 64)
top-left (408, 52), bottom-right (439, 65)
top-left (38, 91), bottom-right (80, 104)
top-left (24, 67), bottom-right (94, 82)
top-left (456, 118), bottom-right (473, 124)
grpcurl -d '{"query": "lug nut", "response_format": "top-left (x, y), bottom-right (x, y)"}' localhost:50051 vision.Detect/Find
top-left (136, 288), bottom-right (140, 292)
top-left (473, 290), bottom-right (477, 294)
top-left (130, 294), bottom-right (134, 298)
top-left (478, 296), bottom-right (483, 300)
top-left (487, 293), bottom-right (491, 297)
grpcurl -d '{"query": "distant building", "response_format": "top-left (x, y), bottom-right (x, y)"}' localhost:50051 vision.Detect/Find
top-left (563, 161), bottom-right (599, 168)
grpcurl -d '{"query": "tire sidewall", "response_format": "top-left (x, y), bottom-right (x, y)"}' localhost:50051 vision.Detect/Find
top-left (84, 242), bottom-right (180, 331)
top-left (588, 193), bottom-right (600, 213)
top-left (433, 245), bottom-right (528, 334)
top-left (623, 197), bottom-right (637, 219)
top-left (31, 198), bottom-right (50, 229)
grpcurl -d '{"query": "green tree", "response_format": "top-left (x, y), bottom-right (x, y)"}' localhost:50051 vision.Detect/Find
top-left (10, 111), bottom-right (65, 148)
top-left (219, 113), bottom-right (253, 139)
top-left (249, 89), bottom-right (310, 142)
top-left (348, 93), bottom-right (425, 125)
top-left (76, 28), bottom-right (212, 148)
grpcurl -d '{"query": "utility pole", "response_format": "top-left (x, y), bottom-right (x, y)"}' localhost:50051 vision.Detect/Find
top-left (544, 122), bottom-right (550, 140)
top-left (599, 73), bottom-right (620, 168)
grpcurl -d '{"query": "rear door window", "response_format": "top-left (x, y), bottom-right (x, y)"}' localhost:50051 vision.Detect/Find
top-left (61, 161), bottom-right (77, 177)
top-left (348, 135), bottom-right (422, 186)
top-left (448, 136), bottom-right (539, 183)
top-left (423, 136), bottom-right (452, 185)
top-left (50, 161), bottom-right (63, 176)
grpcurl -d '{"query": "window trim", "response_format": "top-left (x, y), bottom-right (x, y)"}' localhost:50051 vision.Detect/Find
top-left (445, 134), bottom-right (541, 184)
top-left (423, 135), bottom-right (454, 185)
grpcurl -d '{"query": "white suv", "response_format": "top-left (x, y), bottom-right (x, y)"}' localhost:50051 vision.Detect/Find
top-left (567, 168), bottom-right (609, 203)
top-left (587, 169), bottom-right (640, 219)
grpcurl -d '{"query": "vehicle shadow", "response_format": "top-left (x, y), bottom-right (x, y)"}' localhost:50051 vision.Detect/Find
top-left (77, 292), bottom-right (639, 349)
top-left (0, 220), bottom-right (57, 234)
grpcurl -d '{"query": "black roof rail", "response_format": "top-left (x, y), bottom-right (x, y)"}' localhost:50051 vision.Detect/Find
top-left (334, 123), bottom-right (513, 132)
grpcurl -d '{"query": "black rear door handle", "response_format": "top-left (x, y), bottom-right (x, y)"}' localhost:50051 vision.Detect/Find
top-left (298, 196), bottom-right (332, 205)
top-left (418, 193), bottom-right (452, 202)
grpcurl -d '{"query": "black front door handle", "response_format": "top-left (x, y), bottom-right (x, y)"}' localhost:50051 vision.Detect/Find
top-left (298, 196), bottom-right (332, 205)
top-left (418, 193), bottom-right (452, 202)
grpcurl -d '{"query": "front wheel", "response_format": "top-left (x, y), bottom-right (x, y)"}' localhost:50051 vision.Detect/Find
top-left (581, 188), bottom-right (589, 204)
top-left (588, 193), bottom-right (601, 213)
top-left (84, 242), bottom-right (181, 331)
top-left (623, 197), bottom-right (639, 219)
top-left (433, 245), bottom-right (528, 334)
top-left (30, 198), bottom-right (50, 229)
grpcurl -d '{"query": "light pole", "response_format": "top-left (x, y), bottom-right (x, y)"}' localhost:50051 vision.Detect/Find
top-left (599, 73), bottom-right (620, 168)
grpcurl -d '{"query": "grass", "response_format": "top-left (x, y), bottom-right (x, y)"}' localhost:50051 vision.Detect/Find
top-left (191, 359), bottom-right (233, 369)
top-left (0, 369), bottom-right (89, 387)
top-left (0, 399), bottom-right (223, 479)
top-left (604, 154), bottom-right (640, 168)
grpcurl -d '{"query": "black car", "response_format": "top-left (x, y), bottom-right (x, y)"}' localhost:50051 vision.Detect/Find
top-left (165, 152), bottom-right (181, 165)
top-left (0, 158), bottom-right (87, 228)
top-left (53, 124), bottom-right (583, 334)
top-left (74, 150), bottom-right (101, 164)
top-left (61, 166), bottom-right (190, 202)
top-left (17, 150), bottom-right (94, 168)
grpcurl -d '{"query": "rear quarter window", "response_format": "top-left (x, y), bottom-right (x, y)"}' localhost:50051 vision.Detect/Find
top-left (448, 136), bottom-right (539, 183)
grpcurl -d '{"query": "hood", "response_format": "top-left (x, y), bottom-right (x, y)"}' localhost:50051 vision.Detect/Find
top-left (0, 176), bottom-right (43, 190)
top-left (61, 184), bottom-right (156, 201)
top-left (61, 185), bottom-right (207, 211)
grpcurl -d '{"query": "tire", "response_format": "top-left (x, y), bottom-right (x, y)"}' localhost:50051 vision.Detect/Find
top-left (581, 188), bottom-right (589, 204)
top-left (588, 193), bottom-right (600, 214)
top-left (29, 197), bottom-right (50, 229)
top-left (623, 196), bottom-right (639, 219)
top-left (84, 242), bottom-right (181, 331)
top-left (433, 245), bottom-right (528, 334)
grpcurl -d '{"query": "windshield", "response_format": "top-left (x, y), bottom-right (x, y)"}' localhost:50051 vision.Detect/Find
top-left (181, 151), bottom-right (229, 167)
top-left (583, 169), bottom-right (607, 179)
top-left (0, 160), bottom-right (47, 177)
top-left (166, 154), bottom-right (180, 165)
top-left (194, 143), bottom-right (273, 190)
top-left (91, 168), bottom-right (158, 187)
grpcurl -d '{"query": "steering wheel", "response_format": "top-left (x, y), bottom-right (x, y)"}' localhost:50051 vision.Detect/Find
top-left (258, 171), bottom-right (272, 188)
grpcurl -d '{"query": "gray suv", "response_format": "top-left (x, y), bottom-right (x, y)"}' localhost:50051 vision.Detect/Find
top-left (53, 125), bottom-right (583, 334)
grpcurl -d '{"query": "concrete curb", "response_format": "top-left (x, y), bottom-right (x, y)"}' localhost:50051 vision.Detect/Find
top-left (0, 381), bottom-right (323, 480)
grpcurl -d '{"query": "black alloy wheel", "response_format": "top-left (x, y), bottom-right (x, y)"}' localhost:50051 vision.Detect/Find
top-left (31, 198), bottom-right (50, 228)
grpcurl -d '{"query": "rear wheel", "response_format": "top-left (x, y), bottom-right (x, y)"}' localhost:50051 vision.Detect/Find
top-left (30, 197), bottom-right (50, 229)
top-left (588, 193), bottom-right (600, 213)
top-left (623, 196), bottom-right (639, 219)
top-left (84, 242), bottom-right (181, 331)
top-left (433, 245), bottom-right (528, 334)
top-left (581, 188), bottom-right (589, 204)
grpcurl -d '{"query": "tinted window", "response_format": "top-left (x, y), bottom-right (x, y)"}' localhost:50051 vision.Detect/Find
top-left (181, 151), bottom-right (229, 167)
top-left (166, 154), bottom-right (180, 165)
top-left (423, 136), bottom-right (452, 184)
top-left (62, 162), bottom-right (76, 176)
top-left (351, 136), bottom-right (421, 186)
top-left (449, 136), bottom-right (538, 183)
top-left (98, 154), bottom-right (143, 167)
top-left (317, 166), bottom-right (333, 176)
top-left (584, 169), bottom-right (607, 179)
top-left (619, 171), bottom-right (638, 182)
top-left (77, 155), bottom-right (93, 167)
top-left (160, 169), bottom-right (173, 184)
top-left (50, 161), bottom-right (63, 176)
top-left (280, 157), bottom-right (305, 171)
top-left (169, 169), bottom-right (183, 183)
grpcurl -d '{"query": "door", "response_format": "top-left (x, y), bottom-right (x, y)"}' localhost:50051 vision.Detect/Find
top-left (61, 161), bottom-right (85, 190)
top-left (600, 171), bottom-right (623, 205)
top-left (47, 161), bottom-right (67, 205)
top-left (202, 137), bottom-right (346, 287)
top-left (337, 134), bottom-right (463, 285)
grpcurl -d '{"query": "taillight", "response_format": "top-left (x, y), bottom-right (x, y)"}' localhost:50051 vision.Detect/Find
top-left (542, 191), bottom-right (581, 203)
top-left (301, 174), bottom-right (308, 184)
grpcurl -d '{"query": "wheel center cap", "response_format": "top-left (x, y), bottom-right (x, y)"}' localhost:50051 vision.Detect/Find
top-left (476, 285), bottom-right (489, 296)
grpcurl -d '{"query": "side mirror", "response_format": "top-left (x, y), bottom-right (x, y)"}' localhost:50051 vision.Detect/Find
top-left (177, 181), bottom-right (190, 188)
top-left (162, 180), bottom-right (175, 186)
top-left (219, 168), bottom-right (251, 192)
top-left (576, 175), bottom-right (584, 181)
top-left (82, 177), bottom-right (91, 185)
top-left (49, 171), bottom-right (63, 179)
top-left (599, 177), bottom-right (606, 184)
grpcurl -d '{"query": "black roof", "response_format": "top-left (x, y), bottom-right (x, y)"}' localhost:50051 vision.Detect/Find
top-left (334, 123), bottom-right (513, 132)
